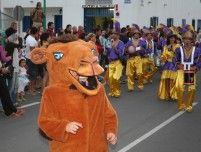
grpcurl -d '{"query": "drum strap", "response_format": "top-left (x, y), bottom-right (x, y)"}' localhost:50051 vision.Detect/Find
top-left (180, 47), bottom-right (195, 70)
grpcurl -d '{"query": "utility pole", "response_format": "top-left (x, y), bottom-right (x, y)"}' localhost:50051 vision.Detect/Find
top-left (43, 0), bottom-right (46, 30)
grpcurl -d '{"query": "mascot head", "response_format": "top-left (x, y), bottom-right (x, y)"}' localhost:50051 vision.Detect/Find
top-left (31, 34), bottom-right (104, 96)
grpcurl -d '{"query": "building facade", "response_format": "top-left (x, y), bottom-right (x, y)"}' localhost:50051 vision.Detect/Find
top-left (1, 0), bottom-right (201, 33)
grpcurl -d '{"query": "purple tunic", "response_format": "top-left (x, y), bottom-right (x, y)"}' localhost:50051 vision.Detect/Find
top-left (161, 46), bottom-right (177, 71)
top-left (159, 38), bottom-right (167, 52)
top-left (143, 40), bottom-right (158, 56)
top-left (125, 39), bottom-right (147, 57)
top-left (175, 47), bottom-right (201, 69)
top-left (106, 40), bottom-right (125, 62)
top-left (162, 60), bottom-right (177, 71)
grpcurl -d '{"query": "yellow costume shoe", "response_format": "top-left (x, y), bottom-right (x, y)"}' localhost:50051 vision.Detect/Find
top-left (108, 92), bottom-right (114, 97)
top-left (186, 106), bottom-right (193, 113)
top-left (114, 94), bottom-right (120, 98)
top-left (178, 104), bottom-right (186, 111)
top-left (138, 85), bottom-right (144, 91)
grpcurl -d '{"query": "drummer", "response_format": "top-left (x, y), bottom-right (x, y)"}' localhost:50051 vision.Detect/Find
top-left (175, 31), bottom-right (201, 112)
top-left (142, 29), bottom-right (158, 83)
top-left (125, 29), bottom-right (145, 91)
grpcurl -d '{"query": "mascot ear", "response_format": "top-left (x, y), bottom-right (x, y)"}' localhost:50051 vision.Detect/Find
top-left (31, 48), bottom-right (47, 64)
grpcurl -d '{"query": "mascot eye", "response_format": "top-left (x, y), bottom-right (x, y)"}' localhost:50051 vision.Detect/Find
top-left (53, 52), bottom-right (64, 61)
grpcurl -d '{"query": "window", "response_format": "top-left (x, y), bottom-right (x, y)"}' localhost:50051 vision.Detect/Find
top-left (150, 17), bottom-right (158, 28)
top-left (192, 19), bottom-right (195, 30)
top-left (182, 19), bottom-right (186, 27)
top-left (167, 18), bottom-right (174, 27)
top-left (197, 19), bottom-right (201, 32)
top-left (23, 16), bottom-right (31, 32)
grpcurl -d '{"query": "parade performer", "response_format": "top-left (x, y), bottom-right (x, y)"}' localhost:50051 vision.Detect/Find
top-left (175, 31), bottom-right (201, 112)
top-left (125, 29), bottom-right (145, 91)
top-left (31, 35), bottom-right (118, 151)
top-left (106, 32), bottom-right (124, 97)
top-left (142, 30), bottom-right (158, 83)
top-left (158, 34), bottom-right (180, 100)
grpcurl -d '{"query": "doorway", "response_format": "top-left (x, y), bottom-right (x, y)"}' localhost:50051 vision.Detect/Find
top-left (54, 15), bottom-right (62, 33)
top-left (84, 8), bottom-right (114, 32)
top-left (197, 19), bottom-right (201, 32)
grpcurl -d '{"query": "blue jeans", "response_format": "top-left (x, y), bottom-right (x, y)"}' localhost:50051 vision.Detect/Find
top-left (7, 72), bottom-right (18, 104)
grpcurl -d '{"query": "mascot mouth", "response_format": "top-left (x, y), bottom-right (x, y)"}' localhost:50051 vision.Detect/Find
top-left (69, 70), bottom-right (98, 90)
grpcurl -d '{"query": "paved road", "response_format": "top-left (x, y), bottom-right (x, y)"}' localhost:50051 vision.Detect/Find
top-left (1, 73), bottom-right (201, 152)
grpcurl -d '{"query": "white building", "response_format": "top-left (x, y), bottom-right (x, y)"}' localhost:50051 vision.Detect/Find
top-left (1, 0), bottom-right (201, 33)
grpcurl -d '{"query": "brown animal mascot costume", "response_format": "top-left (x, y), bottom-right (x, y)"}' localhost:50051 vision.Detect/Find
top-left (31, 35), bottom-right (118, 152)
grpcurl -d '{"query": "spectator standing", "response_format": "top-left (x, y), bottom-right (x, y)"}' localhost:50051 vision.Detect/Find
top-left (17, 59), bottom-right (29, 102)
top-left (78, 26), bottom-right (85, 38)
top-left (5, 32), bottom-right (22, 105)
top-left (46, 22), bottom-right (55, 38)
top-left (0, 59), bottom-right (25, 117)
top-left (5, 22), bottom-right (17, 38)
top-left (25, 27), bottom-right (39, 95)
top-left (64, 24), bottom-right (72, 34)
top-left (39, 32), bottom-right (50, 92)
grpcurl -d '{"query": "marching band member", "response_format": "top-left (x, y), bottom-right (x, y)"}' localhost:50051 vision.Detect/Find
top-left (175, 31), bottom-right (201, 112)
top-left (125, 29), bottom-right (145, 91)
top-left (142, 30), bottom-right (158, 83)
top-left (158, 34), bottom-right (180, 100)
top-left (106, 32), bottom-right (125, 97)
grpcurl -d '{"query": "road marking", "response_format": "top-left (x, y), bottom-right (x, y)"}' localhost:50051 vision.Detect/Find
top-left (118, 102), bottom-right (198, 152)
top-left (19, 102), bottom-right (40, 108)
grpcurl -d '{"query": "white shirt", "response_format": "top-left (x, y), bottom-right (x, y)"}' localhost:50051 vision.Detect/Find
top-left (12, 48), bottom-right (19, 72)
top-left (19, 67), bottom-right (27, 76)
top-left (25, 35), bottom-right (38, 59)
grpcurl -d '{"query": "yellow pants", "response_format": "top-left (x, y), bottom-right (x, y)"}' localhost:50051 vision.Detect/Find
top-left (126, 56), bottom-right (144, 90)
top-left (108, 60), bottom-right (123, 97)
top-left (175, 70), bottom-right (196, 111)
top-left (158, 70), bottom-right (177, 100)
top-left (142, 57), bottom-right (158, 83)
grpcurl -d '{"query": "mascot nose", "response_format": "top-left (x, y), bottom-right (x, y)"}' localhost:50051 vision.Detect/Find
top-left (88, 56), bottom-right (104, 76)
top-left (77, 57), bottom-right (104, 76)
top-left (91, 61), bottom-right (104, 76)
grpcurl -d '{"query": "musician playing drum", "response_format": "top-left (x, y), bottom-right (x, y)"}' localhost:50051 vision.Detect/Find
top-left (175, 31), bottom-right (201, 112)
top-left (125, 29), bottom-right (146, 91)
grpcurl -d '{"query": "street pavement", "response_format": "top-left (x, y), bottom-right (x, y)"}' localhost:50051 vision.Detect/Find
top-left (1, 73), bottom-right (201, 152)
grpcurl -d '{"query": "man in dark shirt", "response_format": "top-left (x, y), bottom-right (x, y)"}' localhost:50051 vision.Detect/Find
top-left (46, 22), bottom-right (55, 38)
top-left (120, 27), bottom-right (129, 44)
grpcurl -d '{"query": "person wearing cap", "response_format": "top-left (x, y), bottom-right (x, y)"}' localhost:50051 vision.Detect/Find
top-left (158, 34), bottom-right (180, 101)
top-left (106, 32), bottom-right (124, 97)
top-left (175, 31), bottom-right (201, 112)
top-left (142, 29), bottom-right (158, 83)
top-left (125, 29), bottom-right (146, 91)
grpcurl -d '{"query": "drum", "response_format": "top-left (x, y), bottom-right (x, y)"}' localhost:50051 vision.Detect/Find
top-left (128, 46), bottom-right (136, 54)
top-left (184, 70), bottom-right (195, 85)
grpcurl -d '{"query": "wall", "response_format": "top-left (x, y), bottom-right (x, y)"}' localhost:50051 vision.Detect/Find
top-left (2, 0), bottom-right (85, 28)
top-left (114, 0), bottom-right (201, 29)
top-left (2, 0), bottom-right (201, 30)
top-left (62, 0), bottom-right (84, 27)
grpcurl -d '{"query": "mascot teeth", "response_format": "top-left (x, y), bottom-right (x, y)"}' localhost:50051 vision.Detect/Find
top-left (79, 76), bottom-right (89, 86)
top-left (79, 76), bottom-right (88, 82)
